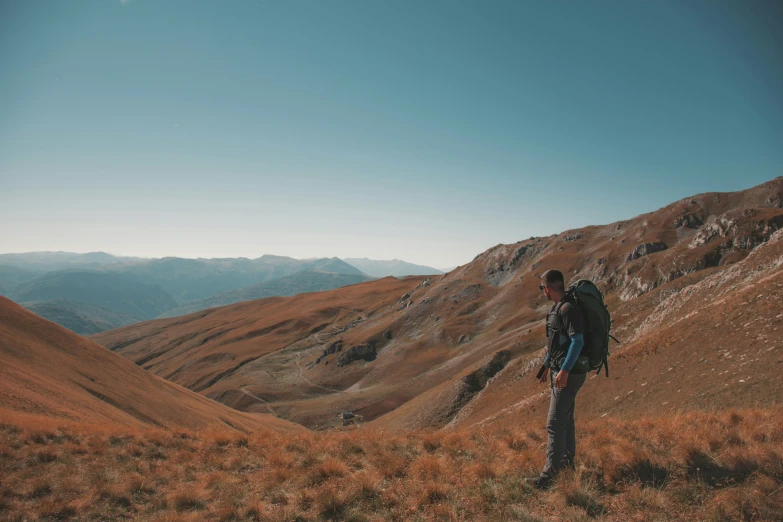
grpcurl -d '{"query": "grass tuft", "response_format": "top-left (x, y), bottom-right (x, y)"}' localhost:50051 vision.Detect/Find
top-left (170, 489), bottom-right (206, 511)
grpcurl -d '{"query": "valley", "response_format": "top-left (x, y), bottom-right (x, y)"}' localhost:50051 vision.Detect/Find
top-left (3, 178), bottom-right (782, 521)
top-left (91, 178), bottom-right (783, 431)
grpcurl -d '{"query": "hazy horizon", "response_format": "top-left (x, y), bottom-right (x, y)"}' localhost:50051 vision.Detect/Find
top-left (0, 169), bottom-right (779, 270)
top-left (2, 1), bottom-right (782, 267)
top-left (0, 249), bottom-right (451, 269)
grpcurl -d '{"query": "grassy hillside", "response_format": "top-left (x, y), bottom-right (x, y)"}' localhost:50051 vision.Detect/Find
top-left (91, 276), bottom-right (421, 405)
top-left (159, 271), bottom-right (374, 318)
top-left (0, 295), bottom-right (297, 432)
top-left (2, 407), bottom-right (780, 520)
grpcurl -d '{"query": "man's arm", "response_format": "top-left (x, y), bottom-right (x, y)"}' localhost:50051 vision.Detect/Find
top-left (555, 303), bottom-right (585, 387)
top-left (559, 333), bottom-right (584, 373)
top-left (537, 350), bottom-right (551, 383)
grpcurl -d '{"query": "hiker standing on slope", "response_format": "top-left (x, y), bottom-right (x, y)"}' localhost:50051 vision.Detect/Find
top-left (527, 269), bottom-right (588, 489)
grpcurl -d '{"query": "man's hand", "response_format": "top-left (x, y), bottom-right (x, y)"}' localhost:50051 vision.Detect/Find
top-left (554, 370), bottom-right (569, 389)
top-left (538, 367), bottom-right (550, 384)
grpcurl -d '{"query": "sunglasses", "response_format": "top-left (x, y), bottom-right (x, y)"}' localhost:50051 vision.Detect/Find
top-left (539, 284), bottom-right (546, 291)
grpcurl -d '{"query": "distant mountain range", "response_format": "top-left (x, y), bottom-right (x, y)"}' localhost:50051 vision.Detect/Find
top-left (438, 266), bottom-right (459, 273)
top-left (0, 251), bottom-right (145, 272)
top-left (21, 298), bottom-right (141, 335)
top-left (0, 252), bottom-right (441, 333)
top-left (0, 264), bottom-right (37, 294)
top-left (342, 258), bottom-right (442, 277)
top-left (158, 271), bottom-right (373, 318)
top-left (114, 255), bottom-right (364, 303)
top-left (11, 270), bottom-right (178, 319)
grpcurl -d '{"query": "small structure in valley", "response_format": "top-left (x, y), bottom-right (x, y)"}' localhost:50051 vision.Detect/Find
top-left (339, 410), bottom-right (363, 426)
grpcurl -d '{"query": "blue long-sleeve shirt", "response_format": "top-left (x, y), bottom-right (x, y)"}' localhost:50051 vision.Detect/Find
top-left (560, 333), bottom-right (584, 372)
top-left (545, 333), bottom-right (584, 373)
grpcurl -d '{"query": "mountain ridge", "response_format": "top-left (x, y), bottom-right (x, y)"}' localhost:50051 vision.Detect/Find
top-left (21, 298), bottom-right (142, 335)
top-left (157, 270), bottom-right (374, 319)
top-left (10, 270), bottom-right (178, 320)
top-left (92, 178), bottom-right (783, 429)
top-left (343, 258), bottom-right (443, 277)
top-left (0, 256), bottom-right (373, 332)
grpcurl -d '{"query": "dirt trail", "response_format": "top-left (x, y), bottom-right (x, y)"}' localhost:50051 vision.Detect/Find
top-left (239, 387), bottom-right (277, 416)
top-left (295, 353), bottom-right (341, 393)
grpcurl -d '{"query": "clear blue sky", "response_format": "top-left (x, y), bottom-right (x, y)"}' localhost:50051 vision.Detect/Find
top-left (1, 1), bottom-right (781, 268)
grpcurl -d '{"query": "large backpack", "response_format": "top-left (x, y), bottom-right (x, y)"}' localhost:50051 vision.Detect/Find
top-left (560, 279), bottom-right (615, 376)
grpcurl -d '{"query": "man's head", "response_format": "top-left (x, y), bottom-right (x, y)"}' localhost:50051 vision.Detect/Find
top-left (539, 269), bottom-right (565, 302)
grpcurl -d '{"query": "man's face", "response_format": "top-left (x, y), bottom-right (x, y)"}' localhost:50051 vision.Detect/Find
top-left (540, 280), bottom-right (553, 301)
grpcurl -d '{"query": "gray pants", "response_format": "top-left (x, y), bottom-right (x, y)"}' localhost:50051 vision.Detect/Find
top-left (541, 370), bottom-right (586, 478)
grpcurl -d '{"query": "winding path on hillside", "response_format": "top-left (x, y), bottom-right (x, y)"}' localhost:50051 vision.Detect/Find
top-left (295, 352), bottom-right (342, 393)
top-left (239, 387), bottom-right (278, 416)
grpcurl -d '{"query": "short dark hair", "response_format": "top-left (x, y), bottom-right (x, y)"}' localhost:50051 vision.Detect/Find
top-left (540, 269), bottom-right (565, 291)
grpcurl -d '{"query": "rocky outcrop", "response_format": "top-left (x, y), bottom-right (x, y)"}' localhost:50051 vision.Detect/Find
top-left (316, 339), bottom-right (343, 364)
top-left (740, 215), bottom-right (783, 249)
top-left (337, 343), bottom-right (376, 367)
top-left (484, 240), bottom-right (549, 286)
top-left (626, 242), bottom-right (668, 262)
top-left (690, 214), bottom-right (783, 251)
top-left (443, 350), bottom-right (511, 422)
top-left (633, 228), bottom-right (783, 342)
top-left (690, 218), bottom-right (735, 249)
top-left (616, 212), bottom-right (783, 301)
top-left (576, 257), bottom-right (609, 283)
top-left (673, 213), bottom-right (703, 229)
top-left (459, 284), bottom-right (481, 299)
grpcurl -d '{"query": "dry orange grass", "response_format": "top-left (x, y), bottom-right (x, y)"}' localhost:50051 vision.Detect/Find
top-left (1, 407), bottom-right (782, 521)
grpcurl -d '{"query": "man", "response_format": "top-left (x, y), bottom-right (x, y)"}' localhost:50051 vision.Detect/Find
top-left (527, 269), bottom-right (587, 489)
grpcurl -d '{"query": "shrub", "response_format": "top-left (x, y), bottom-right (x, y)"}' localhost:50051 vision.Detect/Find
top-left (315, 485), bottom-right (349, 520)
top-left (564, 486), bottom-right (605, 518)
top-left (170, 489), bottom-right (206, 511)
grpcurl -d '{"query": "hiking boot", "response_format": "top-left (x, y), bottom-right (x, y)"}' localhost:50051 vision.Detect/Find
top-left (525, 475), bottom-right (554, 490)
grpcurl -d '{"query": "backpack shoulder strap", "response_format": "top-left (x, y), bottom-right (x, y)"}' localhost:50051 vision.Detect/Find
top-left (553, 297), bottom-right (571, 331)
